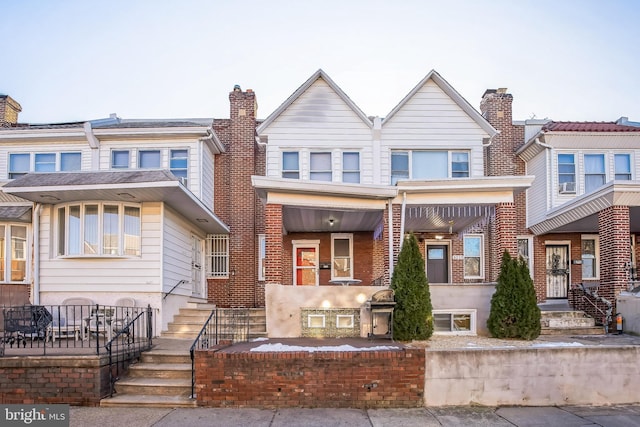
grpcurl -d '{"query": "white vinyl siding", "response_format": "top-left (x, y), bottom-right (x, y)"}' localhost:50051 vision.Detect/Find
top-left (262, 79), bottom-right (373, 183)
top-left (380, 80), bottom-right (489, 184)
top-left (163, 206), bottom-right (201, 296)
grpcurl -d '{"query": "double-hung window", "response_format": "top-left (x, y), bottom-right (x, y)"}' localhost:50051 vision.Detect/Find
top-left (35, 153), bottom-right (56, 172)
top-left (584, 154), bottom-right (605, 192)
top-left (112, 150), bottom-right (130, 169)
top-left (9, 152), bottom-right (82, 178)
top-left (61, 152), bottom-right (81, 171)
top-left (206, 234), bottom-right (229, 278)
top-left (0, 225), bottom-right (28, 282)
top-left (615, 154), bottom-right (632, 180)
top-left (557, 153), bottom-right (576, 193)
top-left (463, 234), bottom-right (484, 279)
top-left (581, 235), bottom-right (598, 279)
top-left (342, 152), bottom-right (360, 183)
top-left (57, 203), bottom-right (141, 257)
top-left (170, 149), bottom-right (188, 183)
top-left (310, 152), bottom-right (332, 181)
top-left (139, 150), bottom-right (161, 169)
top-left (282, 152), bottom-right (299, 179)
top-left (451, 152), bottom-right (470, 177)
top-left (331, 233), bottom-right (353, 280)
top-left (391, 152), bottom-right (409, 184)
top-left (9, 154), bottom-right (30, 178)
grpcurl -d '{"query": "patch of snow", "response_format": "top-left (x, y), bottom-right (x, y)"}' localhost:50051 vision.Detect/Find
top-left (532, 342), bottom-right (584, 347)
top-left (249, 343), bottom-right (401, 353)
top-left (250, 337), bottom-right (269, 342)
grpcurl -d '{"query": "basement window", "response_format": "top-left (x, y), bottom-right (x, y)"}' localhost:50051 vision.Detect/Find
top-left (432, 309), bottom-right (476, 335)
top-left (336, 315), bottom-right (354, 328)
top-left (308, 315), bottom-right (326, 328)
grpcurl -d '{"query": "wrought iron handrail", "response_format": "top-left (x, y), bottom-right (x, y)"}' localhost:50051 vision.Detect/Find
top-left (105, 305), bottom-right (154, 397)
top-left (163, 279), bottom-right (187, 300)
top-left (579, 283), bottom-right (612, 333)
top-left (190, 309), bottom-right (216, 399)
top-left (189, 308), bottom-right (251, 399)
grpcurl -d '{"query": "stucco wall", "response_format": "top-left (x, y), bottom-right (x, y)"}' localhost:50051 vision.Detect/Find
top-left (617, 293), bottom-right (640, 335)
top-left (430, 284), bottom-right (496, 336)
top-left (265, 283), bottom-right (387, 338)
top-left (425, 346), bottom-right (640, 406)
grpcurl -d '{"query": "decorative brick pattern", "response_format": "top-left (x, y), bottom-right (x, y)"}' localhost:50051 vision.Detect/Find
top-left (300, 308), bottom-right (360, 338)
top-left (195, 347), bottom-right (425, 408)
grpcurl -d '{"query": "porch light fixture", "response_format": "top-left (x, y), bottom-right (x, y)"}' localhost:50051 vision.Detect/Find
top-left (117, 192), bottom-right (135, 199)
top-left (196, 218), bottom-right (208, 223)
top-left (328, 219), bottom-right (334, 226)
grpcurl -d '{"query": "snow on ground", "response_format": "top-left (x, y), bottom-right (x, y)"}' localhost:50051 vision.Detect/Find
top-left (249, 343), bottom-right (401, 353)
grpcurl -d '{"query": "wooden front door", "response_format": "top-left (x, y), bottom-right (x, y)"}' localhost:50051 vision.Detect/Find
top-left (426, 244), bottom-right (449, 283)
top-left (294, 244), bottom-right (319, 286)
top-left (546, 245), bottom-right (569, 298)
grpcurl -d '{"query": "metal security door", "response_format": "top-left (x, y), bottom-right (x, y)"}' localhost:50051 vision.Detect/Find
top-left (546, 245), bottom-right (569, 299)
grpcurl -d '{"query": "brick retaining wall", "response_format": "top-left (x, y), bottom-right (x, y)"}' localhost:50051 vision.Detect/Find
top-left (0, 355), bottom-right (124, 406)
top-left (195, 348), bottom-right (425, 408)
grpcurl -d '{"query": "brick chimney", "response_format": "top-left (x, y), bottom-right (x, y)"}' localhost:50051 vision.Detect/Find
top-left (480, 88), bottom-right (520, 177)
top-left (0, 95), bottom-right (22, 127)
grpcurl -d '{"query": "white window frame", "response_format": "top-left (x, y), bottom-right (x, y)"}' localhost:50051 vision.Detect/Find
top-left (206, 234), bottom-right (229, 278)
top-left (310, 151), bottom-right (332, 182)
top-left (331, 233), bottom-right (353, 281)
top-left (308, 314), bottom-right (326, 328)
top-left (0, 223), bottom-right (30, 283)
top-left (391, 150), bottom-right (470, 184)
top-left (336, 314), bottom-right (354, 328)
top-left (432, 309), bottom-right (477, 335)
top-left (614, 153), bottom-right (632, 180)
top-left (56, 202), bottom-right (141, 257)
top-left (517, 236), bottom-right (534, 278)
top-left (111, 150), bottom-right (130, 169)
top-left (282, 151), bottom-right (300, 179)
top-left (581, 234), bottom-right (599, 280)
top-left (342, 151), bottom-right (360, 183)
top-left (258, 234), bottom-right (266, 281)
top-left (170, 149), bottom-right (189, 184)
top-left (584, 153), bottom-right (606, 193)
top-left (138, 149), bottom-right (161, 169)
top-left (557, 152), bottom-right (576, 194)
top-left (463, 234), bottom-right (484, 279)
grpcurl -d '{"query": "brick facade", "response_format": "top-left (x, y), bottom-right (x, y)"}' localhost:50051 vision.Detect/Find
top-left (195, 347), bottom-right (425, 408)
top-left (0, 95), bottom-right (21, 128)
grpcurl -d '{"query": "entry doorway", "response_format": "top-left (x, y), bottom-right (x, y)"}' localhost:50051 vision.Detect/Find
top-left (545, 244), bottom-right (569, 299)
top-left (293, 240), bottom-right (319, 286)
top-left (191, 235), bottom-right (205, 298)
top-left (426, 241), bottom-right (450, 284)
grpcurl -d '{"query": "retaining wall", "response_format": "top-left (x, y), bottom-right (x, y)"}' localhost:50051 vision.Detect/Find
top-left (425, 346), bottom-right (640, 406)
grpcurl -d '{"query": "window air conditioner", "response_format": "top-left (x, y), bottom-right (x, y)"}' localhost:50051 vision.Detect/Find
top-left (559, 182), bottom-right (576, 194)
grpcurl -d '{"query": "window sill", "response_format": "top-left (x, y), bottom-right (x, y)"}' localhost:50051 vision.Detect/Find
top-left (57, 255), bottom-right (139, 259)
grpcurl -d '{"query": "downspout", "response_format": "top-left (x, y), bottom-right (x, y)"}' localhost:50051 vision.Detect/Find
top-left (399, 192), bottom-right (407, 251)
top-left (388, 198), bottom-right (394, 278)
top-left (32, 203), bottom-right (41, 305)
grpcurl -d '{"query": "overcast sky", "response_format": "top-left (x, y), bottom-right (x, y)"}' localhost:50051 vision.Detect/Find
top-left (2, 0), bottom-right (638, 124)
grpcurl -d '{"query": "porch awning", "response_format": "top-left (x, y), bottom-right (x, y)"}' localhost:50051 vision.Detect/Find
top-left (405, 205), bottom-right (495, 234)
top-left (0, 206), bottom-right (32, 222)
top-left (2, 170), bottom-right (229, 233)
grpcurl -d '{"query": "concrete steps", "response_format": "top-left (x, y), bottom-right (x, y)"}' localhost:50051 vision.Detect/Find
top-left (540, 310), bottom-right (605, 335)
top-left (162, 306), bottom-right (267, 340)
top-left (100, 348), bottom-right (195, 408)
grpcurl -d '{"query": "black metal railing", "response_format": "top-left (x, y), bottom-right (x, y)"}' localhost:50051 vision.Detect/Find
top-left (1, 303), bottom-right (153, 357)
top-left (579, 283), bottom-right (613, 333)
top-left (163, 279), bottom-right (187, 300)
top-left (105, 305), bottom-right (153, 397)
top-left (189, 308), bottom-right (250, 398)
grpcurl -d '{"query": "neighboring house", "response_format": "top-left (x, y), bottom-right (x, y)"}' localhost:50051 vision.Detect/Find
top-left (0, 94), bottom-right (232, 333)
top-left (254, 70), bottom-right (533, 337)
top-left (516, 118), bottom-right (640, 321)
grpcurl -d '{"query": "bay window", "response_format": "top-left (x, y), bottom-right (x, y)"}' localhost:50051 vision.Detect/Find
top-left (57, 203), bottom-right (141, 257)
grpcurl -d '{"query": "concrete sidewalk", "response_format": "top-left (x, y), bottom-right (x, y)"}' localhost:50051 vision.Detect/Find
top-left (70, 405), bottom-right (640, 426)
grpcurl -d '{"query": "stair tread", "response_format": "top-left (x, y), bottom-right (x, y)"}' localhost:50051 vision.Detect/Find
top-left (130, 363), bottom-right (191, 371)
top-left (117, 377), bottom-right (190, 386)
top-left (100, 394), bottom-right (196, 408)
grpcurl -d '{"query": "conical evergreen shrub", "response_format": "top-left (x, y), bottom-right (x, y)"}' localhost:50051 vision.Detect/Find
top-left (390, 233), bottom-right (433, 340)
top-left (487, 250), bottom-right (541, 340)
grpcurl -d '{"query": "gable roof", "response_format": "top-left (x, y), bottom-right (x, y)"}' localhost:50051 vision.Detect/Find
top-left (257, 69), bottom-right (372, 133)
top-left (542, 121), bottom-right (640, 132)
top-left (382, 70), bottom-right (498, 137)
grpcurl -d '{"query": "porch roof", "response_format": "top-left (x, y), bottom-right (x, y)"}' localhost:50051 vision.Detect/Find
top-left (529, 181), bottom-right (640, 234)
top-left (2, 170), bottom-right (229, 233)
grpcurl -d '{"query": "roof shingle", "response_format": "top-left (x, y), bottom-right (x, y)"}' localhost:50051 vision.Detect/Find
top-left (543, 121), bottom-right (640, 132)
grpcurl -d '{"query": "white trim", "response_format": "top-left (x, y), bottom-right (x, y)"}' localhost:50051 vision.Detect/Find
top-left (292, 240), bottom-right (320, 286)
top-left (463, 234), bottom-right (484, 279)
top-left (425, 239), bottom-right (451, 284)
top-left (581, 234), bottom-right (600, 280)
top-left (331, 233), bottom-right (354, 281)
top-left (432, 309), bottom-right (477, 335)
top-left (517, 235), bottom-right (534, 279)
top-left (336, 314), bottom-right (354, 328)
top-left (307, 314), bottom-right (325, 328)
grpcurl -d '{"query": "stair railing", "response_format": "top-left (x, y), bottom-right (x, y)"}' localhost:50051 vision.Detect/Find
top-left (163, 279), bottom-right (187, 300)
top-left (189, 308), bottom-right (251, 399)
top-left (105, 305), bottom-right (154, 397)
top-left (579, 283), bottom-right (612, 333)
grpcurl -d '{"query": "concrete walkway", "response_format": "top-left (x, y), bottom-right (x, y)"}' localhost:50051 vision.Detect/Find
top-left (70, 405), bottom-right (640, 426)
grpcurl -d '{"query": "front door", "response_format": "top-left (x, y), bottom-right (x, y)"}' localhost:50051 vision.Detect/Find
top-left (191, 235), bottom-right (204, 298)
top-left (426, 244), bottom-right (449, 283)
top-left (546, 245), bottom-right (569, 298)
top-left (294, 244), bottom-right (319, 286)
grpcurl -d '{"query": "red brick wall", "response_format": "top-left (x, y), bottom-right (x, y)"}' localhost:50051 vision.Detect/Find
top-left (598, 206), bottom-right (630, 313)
top-left (0, 358), bottom-right (114, 406)
top-left (264, 204), bottom-right (283, 285)
top-left (195, 347), bottom-right (425, 408)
